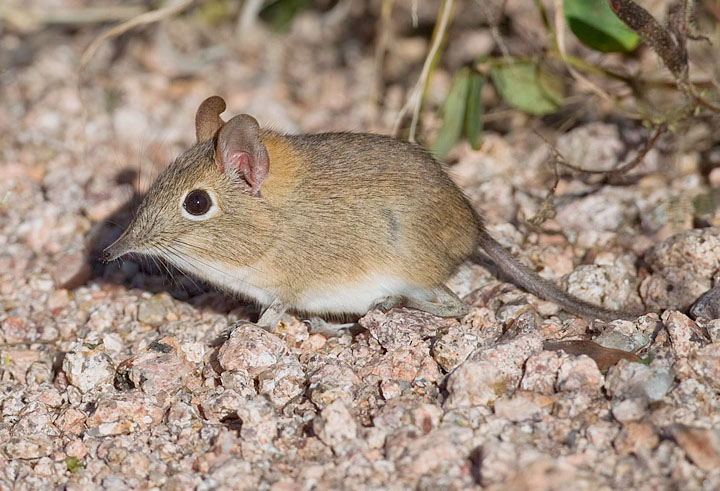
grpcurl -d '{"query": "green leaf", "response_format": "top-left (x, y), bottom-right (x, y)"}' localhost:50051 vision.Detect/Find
top-left (490, 60), bottom-right (563, 115)
top-left (464, 71), bottom-right (485, 150)
top-left (564, 0), bottom-right (640, 53)
top-left (195, 0), bottom-right (232, 27)
top-left (65, 456), bottom-right (83, 474)
top-left (261, 0), bottom-right (313, 32)
top-left (431, 68), bottom-right (470, 159)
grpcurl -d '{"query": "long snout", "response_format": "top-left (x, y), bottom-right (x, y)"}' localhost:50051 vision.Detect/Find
top-left (102, 233), bottom-right (133, 262)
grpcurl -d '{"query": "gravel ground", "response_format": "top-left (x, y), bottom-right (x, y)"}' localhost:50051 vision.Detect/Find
top-left (1, 1), bottom-right (720, 489)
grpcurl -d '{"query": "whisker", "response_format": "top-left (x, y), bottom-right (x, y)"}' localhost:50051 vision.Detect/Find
top-left (152, 243), bottom-right (204, 295)
top-left (164, 243), bottom-right (244, 283)
top-left (162, 247), bottom-right (245, 298)
top-left (162, 243), bottom-right (277, 301)
top-left (168, 236), bottom-right (353, 296)
top-left (103, 218), bottom-right (124, 227)
top-left (150, 247), bottom-right (187, 296)
top-left (170, 238), bottom-right (271, 279)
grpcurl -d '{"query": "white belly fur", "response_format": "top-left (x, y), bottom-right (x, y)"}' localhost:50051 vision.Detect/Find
top-left (168, 255), bottom-right (277, 306)
top-left (164, 251), bottom-right (432, 315)
top-left (296, 274), bottom-right (434, 315)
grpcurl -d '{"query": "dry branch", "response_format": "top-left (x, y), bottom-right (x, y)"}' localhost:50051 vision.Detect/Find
top-left (81, 0), bottom-right (195, 68)
top-left (0, 5), bottom-right (145, 32)
top-left (393, 0), bottom-right (455, 141)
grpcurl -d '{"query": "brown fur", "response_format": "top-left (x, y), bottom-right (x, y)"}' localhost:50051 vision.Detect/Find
top-left (195, 96), bottom-right (226, 142)
top-left (104, 96), bottom-right (635, 321)
top-left (260, 131), bottom-right (479, 301)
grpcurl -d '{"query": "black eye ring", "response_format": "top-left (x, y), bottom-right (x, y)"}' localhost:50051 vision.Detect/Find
top-left (183, 189), bottom-right (212, 216)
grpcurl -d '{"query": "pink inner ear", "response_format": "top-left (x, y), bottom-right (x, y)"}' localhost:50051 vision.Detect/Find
top-left (221, 147), bottom-right (251, 179)
top-left (219, 146), bottom-right (264, 195)
top-left (215, 115), bottom-right (270, 196)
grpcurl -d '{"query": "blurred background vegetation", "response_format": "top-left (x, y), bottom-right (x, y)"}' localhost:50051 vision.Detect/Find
top-left (2, 0), bottom-right (719, 161)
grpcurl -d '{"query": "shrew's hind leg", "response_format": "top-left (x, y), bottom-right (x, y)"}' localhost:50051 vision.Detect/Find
top-left (257, 298), bottom-right (288, 330)
top-left (368, 285), bottom-right (468, 318)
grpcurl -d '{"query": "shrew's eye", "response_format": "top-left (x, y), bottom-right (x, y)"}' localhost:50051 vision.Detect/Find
top-left (183, 189), bottom-right (212, 216)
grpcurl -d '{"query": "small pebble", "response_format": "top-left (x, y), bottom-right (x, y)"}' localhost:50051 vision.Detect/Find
top-left (62, 342), bottom-right (115, 393)
top-left (125, 337), bottom-right (199, 395)
top-left (689, 284), bottom-right (720, 321)
top-left (663, 310), bottom-right (708, 358)
top-left (666, 424), bottom-right (720, 472)
top-left (445, 360), bottom-right (505, 408)
top-left (688, 342), bottom-right (720, 390)
top-left (257, 356), bottom-right (306, 406)
top-left (556, 355), bottom-right (603, 394)
top-left (313, 400), bottom-right (357, 452)
top-left (432, 324), bottom-right (479, 372)
top-left (137, 293), bottom-right (173, 326)
top-left (643, 229), bottom-right (720, 310)
top-left (3, 435), bottom-right (55, 460)
top-left (613, 422), bottom-right (659, 455)
top-left (218, 324), bottom-right (286, 376)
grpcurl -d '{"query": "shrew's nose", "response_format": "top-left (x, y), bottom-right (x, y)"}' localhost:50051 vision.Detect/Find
top-left (102, 234), bottom-right (131, 262)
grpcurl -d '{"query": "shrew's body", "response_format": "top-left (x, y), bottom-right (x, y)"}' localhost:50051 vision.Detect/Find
top-left (104, 96), bottom-right (634, 324)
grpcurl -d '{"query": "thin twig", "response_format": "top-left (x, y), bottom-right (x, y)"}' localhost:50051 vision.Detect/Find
top-left (0, 5), bottom-right (145, 31)
top-left (81, 0), bottom-right (195, 68)
top-left (527, 143), bottom-right (561, 227)
top-left (553, 0), bottom-right (613, 103)
top-left (547, 51), bottom-right (714, 90)
top-left (486, 0), bottom-right (510, 59)
top-left (532, 0), bottom-right (554, 38)
top-left (609, 123), bottom-right (667, 174)
top-left (393, 0), bottom-right (454, 141)
top-left (237, 0), bottom-right (264, 40)
top-left (370, 0), bottom-right (396, 122)
top-left (525, 123), bottom-right (666, 227)
top-left (533, 123), bottom-right (667, 176)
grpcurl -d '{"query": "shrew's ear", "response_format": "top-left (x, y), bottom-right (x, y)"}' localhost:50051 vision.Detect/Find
top-left (195, 96), bottom-right (226, 142)
top-left (215, 114), bottom-right (269, 196)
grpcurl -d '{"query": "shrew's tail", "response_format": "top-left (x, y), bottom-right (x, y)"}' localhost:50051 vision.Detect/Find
top-left (476, 228), bottom-right (638, 321)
